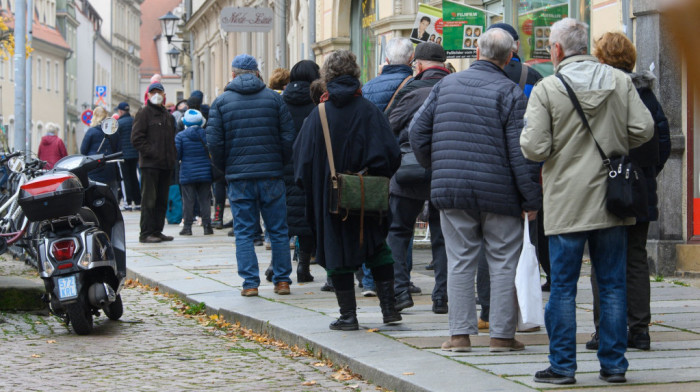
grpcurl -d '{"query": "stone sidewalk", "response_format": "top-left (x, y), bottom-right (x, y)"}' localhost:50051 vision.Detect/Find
top-left (125, 212), bottom-right (700, 391)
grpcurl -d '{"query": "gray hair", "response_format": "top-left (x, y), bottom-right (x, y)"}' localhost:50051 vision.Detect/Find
top-left (232, 67), bottom-right (258, 76)
top-left (322, 50), bottom-right (360, 83)
top-left (478, 28), bottom-right (514, 65)
top-left (46, 123), bottom-right (59, 134)
top-left (549, 18), bottom-right (589, 56)
top-left (385, 37), bottom-right (414, 65)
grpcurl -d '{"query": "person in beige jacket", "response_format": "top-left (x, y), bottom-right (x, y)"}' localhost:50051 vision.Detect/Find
top-left (520, 18), bottom-right (653, 385)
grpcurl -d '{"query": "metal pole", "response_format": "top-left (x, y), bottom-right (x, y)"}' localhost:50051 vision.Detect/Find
top-left (13, 0), bottom-right (27, 153)
top-left (25, 0), bottom-right (33, 154)
top-left (276, 0), bottom-right (287, 68)
top-left (308, 0), bottom-right (315, 60)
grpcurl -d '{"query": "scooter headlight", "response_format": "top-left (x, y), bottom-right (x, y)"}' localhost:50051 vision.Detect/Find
top-left (42, 259), bottom-right (55, 276)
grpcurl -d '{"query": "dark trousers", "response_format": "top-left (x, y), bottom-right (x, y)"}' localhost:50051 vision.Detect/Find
top-left (592, 221), bottom-right (651, 334)
top-left (297, 235), bottom-right (314, 254)
top-left (386, 196), bottom-right (447, 301)
top-left (139, 168), bottom-right (171, 239)
top-left (213, 179), bottom-right (227, 205)
top-left (181, 182), bottom-right (212, 227)
top-left (120, 158), bottom-right (141, 205)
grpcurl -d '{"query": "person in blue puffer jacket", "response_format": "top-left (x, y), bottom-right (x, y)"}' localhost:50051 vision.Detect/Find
top-left (175, 109), bottom-right (213, 236)
top-left (81, 106), bottom-right (121, 198)
top-left (361, 37), bottom-right (414, 113)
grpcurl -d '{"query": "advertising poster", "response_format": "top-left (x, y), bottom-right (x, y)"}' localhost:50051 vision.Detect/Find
top-left (409, 4), bottom-right (443, 45)
top-left (360, 0), bottom-right (376, 83)
top-left (518, 4), bottom-right (568, 60)
top-left (442, 1), bottom-right (487, 59)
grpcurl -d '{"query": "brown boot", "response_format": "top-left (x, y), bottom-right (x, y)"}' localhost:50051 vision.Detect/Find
top-left (490, 337), bottom-right (525, 352)
top-left (441, 335), bottom-right (471, 352)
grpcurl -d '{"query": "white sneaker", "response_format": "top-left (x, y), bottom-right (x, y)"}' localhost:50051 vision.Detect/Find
top-left (362, 288), bottom-right (377, 297)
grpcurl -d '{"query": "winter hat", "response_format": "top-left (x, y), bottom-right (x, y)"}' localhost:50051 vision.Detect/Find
top-left (148, 83), bottom-right (165, 93)
top-left (117, 102), bottom-right (130, 111)
top-left (183, 109), bottom-right (204, 127)
top-left (231, 54), bottom-right (259, 71)
top-left (414, 42), bottom-right (447, 62)
top-left (187, 90), bottom-right (204, 110)
top-left (487, 23), bottom-right (519, 42)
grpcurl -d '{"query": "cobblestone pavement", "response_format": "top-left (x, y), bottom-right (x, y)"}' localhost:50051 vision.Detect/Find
top-left (0, 258), bottom-right (379, 392)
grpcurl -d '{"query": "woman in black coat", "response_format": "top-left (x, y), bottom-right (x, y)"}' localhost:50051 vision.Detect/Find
top-left (293, 50), bottom-right (402, 330)
top-left (80, 106), bottom-right (121, 198)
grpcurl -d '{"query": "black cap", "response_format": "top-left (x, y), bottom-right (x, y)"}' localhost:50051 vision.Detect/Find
top-left (487, 23), bottom-right (519, 42)
top-left (414, 42), bottom-right (446, 63)
top-left (117, 102), bottom-right (129, 111)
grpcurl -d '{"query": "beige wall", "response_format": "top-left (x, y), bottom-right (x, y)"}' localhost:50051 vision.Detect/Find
top-left (591, 0), bottom-right (624, 42)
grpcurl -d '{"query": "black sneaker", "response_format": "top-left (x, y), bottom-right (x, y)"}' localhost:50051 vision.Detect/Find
top-left (628, 331), bottom-right (650, 350)
top-left (432, 298), bottom-right (448, 314)
top-left (541, 280), bottom-right (551, 292)
top-left (408, 282), bottom-right (422, 294)
top-left (599, 370), bottom-right (626, 383)
top-left (425, 260), bottom-right (435, 270)
top-left (585, 332), bottom-right (599, 350)
top-left (534, 367), bottom-right (576, 385)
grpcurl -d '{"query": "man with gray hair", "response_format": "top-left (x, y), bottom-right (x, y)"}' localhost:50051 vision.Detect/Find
top-left (410, 28), bottom-right (541, 352)
top-left (362, 37), bottom-right (414, 113)
top-left (521, 18), bottom-right (653, 385)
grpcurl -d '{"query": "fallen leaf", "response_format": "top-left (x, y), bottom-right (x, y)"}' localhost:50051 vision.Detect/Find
top-left (46, 340), bottom-right (56, 344)
top-left (331, 370), bottom-right (354, 381)
top-left (31, 354), bottom-right (42, 358)
top-left (209, 314), bottom-right (220, 321)
top-left (366, 328), bottom-right (379, 333)
top-left (185, 277), bottom-right (194, 280)
top-left (206, 270), bottom-right (221, 274)
top-left (347, 385), bottom-right (359, 389)
top-left (402, 372), bottom-right (415, 376)
top-left (301, 380), bottom-right (317, 386)
top-left (213, 358), bottom-right (223, 362)
top-left (313, 362), bottom-right (325, 367)
top-left (304, 292), bottom-right (315, 295)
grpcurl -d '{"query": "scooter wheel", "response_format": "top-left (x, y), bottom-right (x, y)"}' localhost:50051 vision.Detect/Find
top-left (67, 301), bottom-right (94, 335)
top-left (104, 294), bottom-right (123, 321)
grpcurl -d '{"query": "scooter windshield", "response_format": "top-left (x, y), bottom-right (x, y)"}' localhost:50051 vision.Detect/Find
top-left (54, 155), bottom-right (86, 171)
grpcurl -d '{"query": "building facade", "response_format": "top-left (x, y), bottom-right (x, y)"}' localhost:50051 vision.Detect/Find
top-left (110, 0), bottom-right (143, 111)
top-left (56, 0), bottom-right (79, 153)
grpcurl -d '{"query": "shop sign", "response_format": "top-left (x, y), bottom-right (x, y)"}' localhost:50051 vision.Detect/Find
top-left (220, 7), bottom-right (273, 32)
top-left (441, 1), bottom-right (487, 59)
top-left (518, 4), bottom-right (568, 60)
top-left (410, 4), bottom-right (443, 45)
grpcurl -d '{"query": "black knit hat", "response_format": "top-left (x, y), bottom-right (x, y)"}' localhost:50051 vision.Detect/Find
top-left (488, 23), bottom-right (519, 42)
top-left (414, 42), bottom-right (446, 62)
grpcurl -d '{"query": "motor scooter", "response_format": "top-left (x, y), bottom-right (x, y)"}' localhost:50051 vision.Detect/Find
top-left (18, 118), bottom-right (126, 334)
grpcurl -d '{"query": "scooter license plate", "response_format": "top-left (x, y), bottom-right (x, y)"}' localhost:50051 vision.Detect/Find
top-left (58, 276), bottom-right (78, 299)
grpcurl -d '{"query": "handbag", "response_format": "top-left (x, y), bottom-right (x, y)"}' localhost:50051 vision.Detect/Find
top-left (394, 142), bottom-right (430, 185)
top-left (556, 73), bottom-right (648, 219)
top-left (197, 135), bottom-right (225, 182)
top-left (515, 218), bottom-right (545, 328)
top-left (318, 102), bottom-right (390, 245)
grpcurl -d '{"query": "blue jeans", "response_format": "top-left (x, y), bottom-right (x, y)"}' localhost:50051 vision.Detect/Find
top-left (546, 226), bottom-right (628, 377)
top-left (228, 179), bottom-right (292, 289)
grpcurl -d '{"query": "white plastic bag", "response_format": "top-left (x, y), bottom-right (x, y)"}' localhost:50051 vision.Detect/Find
top-left (515, 218), bottom-right (545, 328)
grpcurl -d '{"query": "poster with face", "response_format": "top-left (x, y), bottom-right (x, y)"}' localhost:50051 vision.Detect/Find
top-left (410, 5), bottom-right (443, 45)
top-left (442, 0), bottom-right (486, 59)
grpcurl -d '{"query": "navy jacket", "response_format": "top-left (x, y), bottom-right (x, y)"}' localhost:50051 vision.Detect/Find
top-left (80, 125), bottom-right (120, 184)
top-left (175, 125), bottom-right (212, 185)
top-left (410, 60), bottom-right (541, 217)
top-left (361, 64), bottom-right (413, 112)
top-left (282, 81), bottom-right (315, 237)
top-left (206, 73), bottom-right (295, 181)
top-left (117, 113), bottom-right (138, 159)
top-left (504, 55), bottom-right (543, 98)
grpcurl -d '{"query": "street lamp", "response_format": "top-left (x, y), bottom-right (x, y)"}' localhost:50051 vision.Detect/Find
top-left (159, 11), bottom-right (179, 44)
top-left (166, 46), bottom-right (181, 74)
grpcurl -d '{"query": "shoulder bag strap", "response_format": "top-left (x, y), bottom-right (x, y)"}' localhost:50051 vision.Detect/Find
top-left (318, 103), bottom-right (337, 179)
top-left (518, 62), bottom-right (529, 91)
top-left (555, 73), bottom-right (611, 168)
top-left (197, 134), bottom-right (225, 176)
top-left (384, 75), bottom-right (413, 113)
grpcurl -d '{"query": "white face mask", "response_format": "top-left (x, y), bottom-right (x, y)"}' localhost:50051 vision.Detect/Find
top-left (149, 93), bottom-right (164, 105)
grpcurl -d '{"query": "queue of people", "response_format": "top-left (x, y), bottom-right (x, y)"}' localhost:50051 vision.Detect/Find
top-left (91, 18), bottom-right (666, 386)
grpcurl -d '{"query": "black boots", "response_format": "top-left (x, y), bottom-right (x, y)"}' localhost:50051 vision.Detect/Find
top-left (212, 203), bottom-right (225, 230)
top-left (265, 265), bottom-right (273, 282)
top-left (375, 280), bottom-right (402, 324)
top-left (179, 225), bottom-right (192, 236)
top-left (296, 251), bottom-right (314, 283)
top-left (203, 224), bottom-right (213, 235)
top-left (330, 290), bottom-right (359, 330)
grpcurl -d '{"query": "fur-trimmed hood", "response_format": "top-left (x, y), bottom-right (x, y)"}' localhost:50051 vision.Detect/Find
top-left (630, 70), bottom-right (656, 90)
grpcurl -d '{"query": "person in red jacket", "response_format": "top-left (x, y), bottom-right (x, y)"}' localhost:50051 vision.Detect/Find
top-left (37, 123), bottom-right (68, 169)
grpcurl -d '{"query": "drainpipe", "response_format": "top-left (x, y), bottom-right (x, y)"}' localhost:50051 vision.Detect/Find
top-left (308, 0), bottom-right (315, 60)
top-left (276, 0), bottom-right (286, 68)
top-left (25, 0), bottom-right (33, 154)
top-left (13, 0), bottom-right (26, 153)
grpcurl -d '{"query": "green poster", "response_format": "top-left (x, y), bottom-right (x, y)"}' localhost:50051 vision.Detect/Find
top-left (442, 0), bottom-right (487, 59)
top-left (410, 4), bottom-right (443, 45)
top-left (518, 4), bottom-right (569, 60)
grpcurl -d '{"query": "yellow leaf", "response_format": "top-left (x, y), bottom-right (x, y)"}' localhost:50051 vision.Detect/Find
top-left (304, 292), bottom-right (315, 295)
top-left (402, 372), bottom-right (415, 376)
top-left (313, 362), bottom-right (325, 367)
top-left (213, 358), bottom-right (223, 362)
top-left (185, 277), bottom-right (194, 280)
top-left (366, 328), bottom-right (379, 333)
top-left (301, 380), bottom-right (317, 386)
top-left (31, 354), bottom-right (42, 358)
top-left (209, 314), bottom-right (220, 321)
top-left (46, 340), bottom-right (56, 344)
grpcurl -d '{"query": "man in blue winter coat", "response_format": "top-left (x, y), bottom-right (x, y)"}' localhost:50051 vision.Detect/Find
top-left (207, 54), bottom-right (296, 297)
top-left (362, 37), bottom-right (414, 113)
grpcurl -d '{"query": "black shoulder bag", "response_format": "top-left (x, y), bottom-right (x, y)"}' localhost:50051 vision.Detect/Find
top-left (197, 136), bottom-right (226, 182)
top-left (555, 73), bottom-right (648, 219)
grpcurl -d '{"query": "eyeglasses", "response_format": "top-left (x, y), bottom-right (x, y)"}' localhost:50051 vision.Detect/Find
top-left (545, 44), bottom-right (552, 54)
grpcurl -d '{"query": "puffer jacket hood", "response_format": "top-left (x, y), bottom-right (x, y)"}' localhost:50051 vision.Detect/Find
top-left (327, 75), bottom-right (361, 108)
top-left (283, 81), bottom-right (313, 106)
top-left (225, 73), bottom-right (266, 95)
top-left (555, 55), bottom-right (617, 115)
top-left (361, 64), bottom-right (413, 111)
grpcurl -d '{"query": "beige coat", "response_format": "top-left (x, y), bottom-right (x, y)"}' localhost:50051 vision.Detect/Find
top-left (520, 55), bottom-right (654, 235)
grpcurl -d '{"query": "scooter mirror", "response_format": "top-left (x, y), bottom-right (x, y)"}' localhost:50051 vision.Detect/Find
top-left (102, 118), bottom-right (118, 135)
top-left (7, 156), bottom-right (25, 173)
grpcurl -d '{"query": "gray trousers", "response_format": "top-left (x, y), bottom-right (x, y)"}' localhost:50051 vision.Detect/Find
top-left (441, 209), bottom-right (522, 338)
top-left (181, 182), bottom-right (212, 227)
